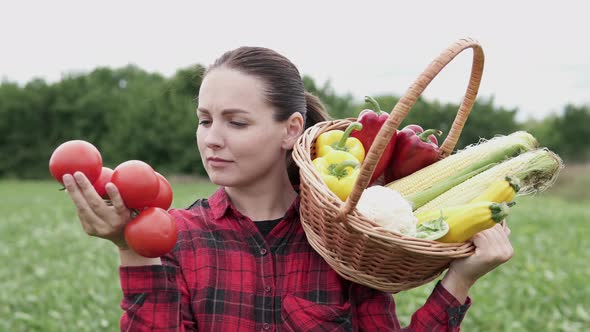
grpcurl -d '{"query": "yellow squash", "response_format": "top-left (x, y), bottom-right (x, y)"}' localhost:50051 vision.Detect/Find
top-left (470, 176), bottom-right (520, 203)
top-left (415, 201), bottom-right (512, 243)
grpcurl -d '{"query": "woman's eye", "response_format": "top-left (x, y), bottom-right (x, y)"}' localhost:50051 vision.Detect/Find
top-left (230, 121), bottom-right (247, 127)
top-left (198, 120), bottom-right (211, 126)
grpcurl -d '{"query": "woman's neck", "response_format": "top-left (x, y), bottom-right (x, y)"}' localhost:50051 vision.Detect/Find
top-left (225, 171), bottom-right (297, 221)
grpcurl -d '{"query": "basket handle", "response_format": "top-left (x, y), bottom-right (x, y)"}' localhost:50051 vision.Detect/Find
top-left (339, 38), bottom-right (485, 220)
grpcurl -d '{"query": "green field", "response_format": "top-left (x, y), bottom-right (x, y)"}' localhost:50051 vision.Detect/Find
top-left (1, 167), bottom-right (589, 331)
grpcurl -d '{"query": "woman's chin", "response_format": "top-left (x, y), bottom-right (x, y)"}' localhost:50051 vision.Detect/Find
top-left (208, 174), bottom-right (237, 187)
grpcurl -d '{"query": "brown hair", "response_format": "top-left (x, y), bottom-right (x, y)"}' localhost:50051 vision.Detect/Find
top-left (206, 47), bottom-right (331, 184)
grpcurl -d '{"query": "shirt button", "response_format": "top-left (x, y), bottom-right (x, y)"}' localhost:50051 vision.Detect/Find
top-left (260, 248), bottom-right (267, 255)
top-left (264, 286), bottom-right (271, 293)
top-left (263, 323), bottom-right (270, 330)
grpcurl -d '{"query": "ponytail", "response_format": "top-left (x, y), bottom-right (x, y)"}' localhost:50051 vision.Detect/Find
top-left (287, 91), bottom-right (331, 185)
top-left (303, 91), bottom-right (331, 129)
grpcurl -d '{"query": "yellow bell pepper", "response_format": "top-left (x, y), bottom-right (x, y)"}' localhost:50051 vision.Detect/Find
top-left (416, 201), bottom-right (514, 243)
top-left (316, 122), bottom-right (365, 162)
top-left (312, 150), bottom-right (360, 201)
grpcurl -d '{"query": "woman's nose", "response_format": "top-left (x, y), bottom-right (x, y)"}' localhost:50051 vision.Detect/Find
top-left (203, 124), bottom-right (224, 149)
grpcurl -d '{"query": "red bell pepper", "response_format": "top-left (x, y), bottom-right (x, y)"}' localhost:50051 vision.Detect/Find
top-left (384, 125), bottom-right (443, 183)
top-left (350, 96), bottom-right (396, 185)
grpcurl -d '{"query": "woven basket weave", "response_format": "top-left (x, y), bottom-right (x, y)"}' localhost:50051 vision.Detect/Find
top-left (292, 38), bottom-right (485, 293)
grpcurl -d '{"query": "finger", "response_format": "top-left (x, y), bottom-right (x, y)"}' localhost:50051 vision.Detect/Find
top-left (64, 174), bottom-right (96, 217)
top-left (487, 224), bottom-right (508, 244)
top-left (476, 223), bottom-right (501, 239)
top-left (472, 224), bottom-right (504, 248)
top-left (63, 174), bottom-right (100, 234)
top-left (485, 224), bottom-right (514, 259)
top-left (105, 182), bottom-right (131, 218)
top-left (502, 220), bottom-right (511, 236)
top-left (470, 230), bottom-right (492, 248)
top-left (493, 223), bottom-right (511, 242)
top-left (73, 172), bottom-right (107, 213)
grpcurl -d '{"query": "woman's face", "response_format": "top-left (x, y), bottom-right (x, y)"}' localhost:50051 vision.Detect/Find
top-left (196, 67), bottom-right (293, 188)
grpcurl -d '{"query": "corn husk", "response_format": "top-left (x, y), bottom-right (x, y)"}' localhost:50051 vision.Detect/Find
top-left (415, 148), bottom-right (564, 213)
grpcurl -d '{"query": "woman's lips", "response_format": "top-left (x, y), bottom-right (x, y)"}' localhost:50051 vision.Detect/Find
top-left (207, 157), bottom-right (232, 167)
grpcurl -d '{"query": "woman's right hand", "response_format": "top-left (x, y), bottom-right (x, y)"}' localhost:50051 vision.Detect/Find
top-left (62, 172), bottom-right (132, 249)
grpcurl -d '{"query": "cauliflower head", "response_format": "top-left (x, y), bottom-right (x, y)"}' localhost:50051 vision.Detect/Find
top-left (356, 185), bottom-right (417, 236)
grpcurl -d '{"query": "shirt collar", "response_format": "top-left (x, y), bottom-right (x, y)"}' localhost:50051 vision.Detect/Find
top-left (209, 187), bottom-right (232, 220)
top-left (208, 186), bottom-right (301, 222)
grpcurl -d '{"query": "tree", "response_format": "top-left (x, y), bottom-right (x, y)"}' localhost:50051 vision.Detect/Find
top-left (524, 104), bottom-right (590, 162)
top-left (302, 76), bottom-right (357, 119)
top-left (0, 64), bottom-right (587, 179)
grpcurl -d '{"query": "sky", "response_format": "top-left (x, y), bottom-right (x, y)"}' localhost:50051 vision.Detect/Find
top-left (1, 0), bottom-right (588, 121)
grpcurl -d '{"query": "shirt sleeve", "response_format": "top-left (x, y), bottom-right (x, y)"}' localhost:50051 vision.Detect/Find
top-left (119, 255), bottom-right (196, 331)
top-left (403, 281), bottom-right (471, 331)
top-left (354, 281), bottom-right (471, 332)
top-left (352, 282), bottom-right (400, 331)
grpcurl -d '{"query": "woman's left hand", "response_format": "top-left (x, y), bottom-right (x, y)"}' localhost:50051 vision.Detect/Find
top-left (441, 222), bottom-right (514, 302)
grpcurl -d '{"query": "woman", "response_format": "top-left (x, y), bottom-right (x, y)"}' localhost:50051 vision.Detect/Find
top-left (62, 46), bottom-right (513, 331)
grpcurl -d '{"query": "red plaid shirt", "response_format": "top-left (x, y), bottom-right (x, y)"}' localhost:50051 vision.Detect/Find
top-left (119, 187), bottom-right (471, 331)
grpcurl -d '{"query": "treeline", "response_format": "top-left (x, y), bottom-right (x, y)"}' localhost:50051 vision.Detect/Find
top-left (1, 65), bottom-right (588, 179)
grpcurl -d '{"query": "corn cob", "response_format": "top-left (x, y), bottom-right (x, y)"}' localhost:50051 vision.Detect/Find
top-left (415, 201), bottom-right (512, 243)
top-left (415, 149), bottom-right (563, 213)
top-left (470, 176), bottom-right (520, 203)
top-left (387, 131), bottom-right (538, 196)
top-left (404, 163), bottom-right (495, 210)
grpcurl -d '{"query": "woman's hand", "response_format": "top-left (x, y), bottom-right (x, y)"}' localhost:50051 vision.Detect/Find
top-left (62, 171), bottom-right (132, 249)
top-left (442, 222), bottom-right (514, 303)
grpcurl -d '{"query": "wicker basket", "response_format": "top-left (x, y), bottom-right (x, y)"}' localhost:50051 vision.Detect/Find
top-left (292, 38), bottom-right (485, 293)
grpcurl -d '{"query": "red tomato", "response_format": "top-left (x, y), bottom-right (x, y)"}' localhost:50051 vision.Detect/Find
top-left (124, 207), bottom-right (178, 258)
top-left (92, 167), bottom-right (114, 198)
top-left (146, 172), bottom-right (174, 210)
top-left (49, 140), bottom-right (103, 185)
top-left (111, 160), bottom-right (160, 209)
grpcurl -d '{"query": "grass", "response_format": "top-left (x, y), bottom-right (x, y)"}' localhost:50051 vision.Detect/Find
top-left (0, 179), bottom-right (217, 331)
top-left (1, 164), bottom-right (588, 331)
top-left (396, 195), bottom-right (590, 331)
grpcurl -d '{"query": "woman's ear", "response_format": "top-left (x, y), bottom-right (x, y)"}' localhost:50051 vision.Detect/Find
top-left (282, 112), bottom-right (304, 150)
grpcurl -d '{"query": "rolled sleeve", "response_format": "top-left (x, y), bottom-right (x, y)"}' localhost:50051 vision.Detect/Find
top-left (407, 281), bottom-right (472, 331)
top-left (120, 265), bottom-right (179, 295)
top-left (119, 265), bottom-right (185, 331)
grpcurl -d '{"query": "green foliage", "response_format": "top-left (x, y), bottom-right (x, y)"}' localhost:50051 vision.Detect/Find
top-left (396, 195), bottom-right (590, 331)
top-left (303, 75), bottom-right (357, 119)
top-left (525, 104), bottom-right (590, 161)
top-left (1, 176), bottom-right (588, 331)
top-left (0, 64), bottom-right (588, 179)
top-left (0, 65), bottom-right (205, 179)
top-left (0, 179), bottom-right (218, 331)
